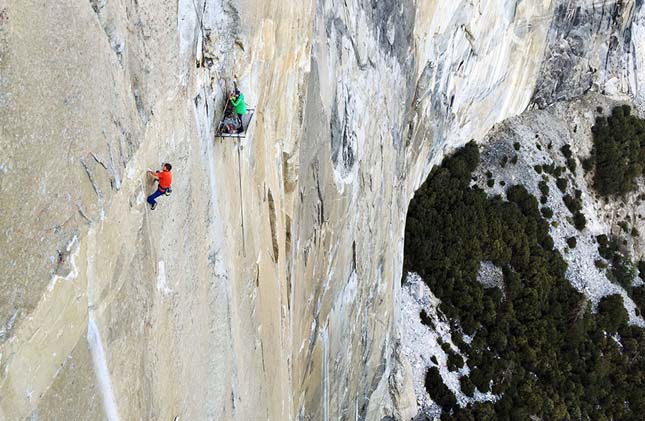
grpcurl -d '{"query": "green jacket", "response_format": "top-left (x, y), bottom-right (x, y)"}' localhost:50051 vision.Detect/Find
top-left (230, 93), bottom-right (247, 115)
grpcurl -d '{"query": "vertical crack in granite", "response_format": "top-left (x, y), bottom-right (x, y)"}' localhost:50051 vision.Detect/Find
top-left (267, 189), bottom-right (280, 262)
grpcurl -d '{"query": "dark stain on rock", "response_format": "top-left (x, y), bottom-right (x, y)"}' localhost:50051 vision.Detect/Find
top-left (365, 0), bottom-right (415, 67)
top-left (330, 93), bottom-right (356, 178)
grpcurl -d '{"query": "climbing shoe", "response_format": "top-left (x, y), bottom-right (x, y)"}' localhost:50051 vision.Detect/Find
top-left (151, 202), bottom-right (157, 210)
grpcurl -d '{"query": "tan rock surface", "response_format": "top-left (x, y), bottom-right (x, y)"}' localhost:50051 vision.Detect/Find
top-left (1, 0), bottom-right (643, 419)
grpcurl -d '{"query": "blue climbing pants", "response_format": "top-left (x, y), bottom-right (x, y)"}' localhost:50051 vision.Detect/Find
top-left (147, 189), bottom-right (164, 206)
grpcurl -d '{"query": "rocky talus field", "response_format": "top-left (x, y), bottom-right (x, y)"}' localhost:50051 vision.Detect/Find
top-left (1, 1), bottom-right (644, 420)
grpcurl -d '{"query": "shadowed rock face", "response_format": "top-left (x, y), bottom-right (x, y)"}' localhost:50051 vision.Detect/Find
top-left (532, 1), bottom-right (641, 108)
top-left (365, 0), bottom-right (415, 67)
top-left (0, 0), bottom-right (644, 420)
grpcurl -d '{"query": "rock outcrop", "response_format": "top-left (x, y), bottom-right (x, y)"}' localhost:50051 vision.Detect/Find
top-left (1, 0), bottom-right (643, 419)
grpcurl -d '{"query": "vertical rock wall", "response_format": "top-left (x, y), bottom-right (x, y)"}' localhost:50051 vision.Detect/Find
top-left (1, 0), bottom-right (644, 419)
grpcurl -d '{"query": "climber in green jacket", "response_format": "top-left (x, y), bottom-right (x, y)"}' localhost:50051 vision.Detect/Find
top-left (229, 89), bottom-right (247, 132)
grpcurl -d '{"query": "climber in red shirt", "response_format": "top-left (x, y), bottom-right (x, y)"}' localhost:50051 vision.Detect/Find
top-left (147, 163), bottom-right (172, 210)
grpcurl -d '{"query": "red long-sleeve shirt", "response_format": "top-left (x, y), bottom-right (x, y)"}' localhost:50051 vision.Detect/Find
top-left (156, 170), bottom-right (172, 189)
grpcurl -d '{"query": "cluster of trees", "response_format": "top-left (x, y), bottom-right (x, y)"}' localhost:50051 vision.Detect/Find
top-left (590, 105), bottom-right (645, 196)
top-left (633, 284), bottom-right (645, 317)
top-left (533, 149), bottom-right (586, 230)
top-left (597, 234), bottom-right (636, 291)
top-left (595, 234), bottom-right (645, 317)
top-left (405, 142), bottom-right (645, 419)
top-left (561, 144), bottom-right (577, 173)
top-left (425, 367), bottom-right (457, 410)
top-left (562, 190), bottom-right (586, 230)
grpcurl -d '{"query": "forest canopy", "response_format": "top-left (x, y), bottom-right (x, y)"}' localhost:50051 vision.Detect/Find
top-left (404, 141), bottom-right (644, 420)
top-left (590, 105), bottom-right (645, 196)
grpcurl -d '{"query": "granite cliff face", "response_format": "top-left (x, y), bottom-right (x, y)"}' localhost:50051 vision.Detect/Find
top-left (1, 0), bottom-right (643, 419)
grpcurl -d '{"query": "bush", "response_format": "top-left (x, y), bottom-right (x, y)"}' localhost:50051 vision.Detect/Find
top-left (541, 207), bottom-right (554, 219)
top-left (582, 157), bottom-right (594, 172)
top-left (451, 331), bottom-right (467, 349)
top-left (597, 294), bottom-right (628, 332)
top-left (460, 376), bottom-right (476, 397)
top-left (556, 177), bottom-right (568, 192)
top-left (538, 180), bottom-right (549, 197)
top-left (420, 310), bottom-right (434, 329)
top-left (618, 220), bottom-right (629, 233)
top-left (534, 165), bottom-right (543, 174)
top-left (638, 260), bottom-right (645, 277)
top-left (514, 142), bottom-right (521, 151)
top-left (607, 251), bottom-right (636, 291)
top-left (567, 237), bottom-right (577, 249)
top-left (563, 194), bottom-right (582, 214)
top-left (573, 212), bottom-right (587, 230)
top-left (595, 259), bottom-right (608, 269)
top-left (469, 368), bottom-right (490, 393)
top-left (561, 144), bottom-right (573, 159)
top-left (597, 234), bottom-right (619, 259)
top-left (597, 234), bottom-right (609, 247)
top-left (447, 350), bottom-right (465, 371)
top-left (425, 367), bottom-right (457, 410)
top-left (632, 286), bottom-right (645, 315)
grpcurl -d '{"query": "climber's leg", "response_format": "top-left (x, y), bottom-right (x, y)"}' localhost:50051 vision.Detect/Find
top-left (147, 189), bottom-right (164, 208)
top-left (236, 113), bottom-right (244, 132)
